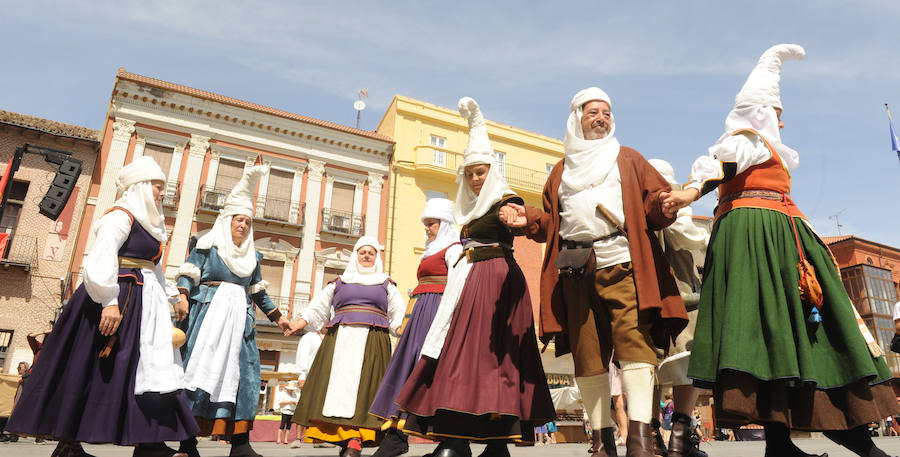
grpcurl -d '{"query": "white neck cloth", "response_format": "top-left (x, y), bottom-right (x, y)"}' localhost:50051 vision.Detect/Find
top-left (710, 104), bottom-right (798, 171)
top-left (196, 214), bottom-right (257, 278)
top-left (340, 236), bottom-right (389, 286)
top-left (453, 97), bottom-right (513, 226)
top-left (109, 181), bottom-right (168, 242)
top-left (561, 87), bottom-right (621, 194)
top-left (421, 198), bottom-right (458, 259)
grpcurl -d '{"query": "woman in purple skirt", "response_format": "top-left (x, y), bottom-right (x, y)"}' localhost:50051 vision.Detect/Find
top-left (369, 198), bottom-right (461, 457)
top-left (394, 98), bottom-right (555, 457)
top-left (5, 157), bottom-right (199, 457)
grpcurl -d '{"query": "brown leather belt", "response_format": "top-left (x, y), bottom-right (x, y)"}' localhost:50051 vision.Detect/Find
top-left (118, 257), bottom-right (156, 269)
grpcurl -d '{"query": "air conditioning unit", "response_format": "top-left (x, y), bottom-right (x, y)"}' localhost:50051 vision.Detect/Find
top-left (331, 215), bottom-right (350, 231)
top-left (203, 191), bottom-right (226, 208)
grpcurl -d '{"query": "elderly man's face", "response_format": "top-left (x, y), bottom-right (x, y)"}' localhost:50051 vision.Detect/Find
top-left (581, 100), bottom-right (612, 140)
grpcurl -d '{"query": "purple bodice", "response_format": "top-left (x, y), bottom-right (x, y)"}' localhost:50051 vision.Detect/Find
top-left (110, 207), bottom-right (162, 283)
top-left (326, 279), bottom-right (391, 329)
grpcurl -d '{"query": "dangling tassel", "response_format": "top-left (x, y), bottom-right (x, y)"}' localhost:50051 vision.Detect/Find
top-left (807, 307), bottom-right (822, 324)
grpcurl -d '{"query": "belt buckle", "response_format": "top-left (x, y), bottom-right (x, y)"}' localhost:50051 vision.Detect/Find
top-left (559, 266), bottom-right (586, 277)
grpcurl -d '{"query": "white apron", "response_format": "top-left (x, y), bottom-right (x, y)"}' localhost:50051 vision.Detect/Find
top-left (134, 267), bottom-right (185, 395)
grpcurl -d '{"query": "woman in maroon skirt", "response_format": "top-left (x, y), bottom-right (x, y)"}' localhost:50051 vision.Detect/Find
top-left (395, 97), bottom-right (555, 457)
top-left (5, 157), bottom-right (198, 457)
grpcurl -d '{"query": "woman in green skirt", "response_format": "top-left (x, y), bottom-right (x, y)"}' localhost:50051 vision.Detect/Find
top-left (664, 43), bottom-right (899, 457)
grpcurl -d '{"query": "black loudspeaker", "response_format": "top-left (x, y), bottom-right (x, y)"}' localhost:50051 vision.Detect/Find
top-left (39, 158), bottom-right (82, 220)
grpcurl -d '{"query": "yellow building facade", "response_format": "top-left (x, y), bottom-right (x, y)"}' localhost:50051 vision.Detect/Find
top-left (376, 95), bottom-right (564, 320)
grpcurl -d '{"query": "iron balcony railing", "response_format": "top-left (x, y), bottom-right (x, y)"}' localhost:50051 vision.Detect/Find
top-left (321, 208), bottom-right (364, 237)
top-left (1, 234), bottom-right (38, 271)
top-left (259, 197), bottom-right (305, 226)
top-left (198, 186), bottom-right (231, 212)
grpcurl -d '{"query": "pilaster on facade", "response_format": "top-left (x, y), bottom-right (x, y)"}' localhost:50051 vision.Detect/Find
top-left (366, 172), bottom-right (384, 238)
top-left (85, 118), bottom-right (135, 253)
top-left (352, 178), bottom-right (365, 216)
top-left (166, 135), bottom-right (209, 274)
top-left (313, 247), bottom-right (352, 295)
top-left (133, 136), bottom-right (147, 158)
top-left (296, 159), bottom-right (325, 297)
top-left (290, 163), bottom-right (307, 224)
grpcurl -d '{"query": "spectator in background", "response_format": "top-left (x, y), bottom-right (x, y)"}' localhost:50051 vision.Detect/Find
top-left (292, 328), bottom-right (324, 449)
top-left (276, 381), bottom-right (299, 445)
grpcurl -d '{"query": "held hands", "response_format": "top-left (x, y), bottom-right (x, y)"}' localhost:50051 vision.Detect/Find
top-left (99, 305), bottom-right (122, 336)
top-left (276, 317), bottom-right (294, 336)
top-left (174, 294), bottom-right (189, 322)
top-left (499, 203), bottom-right (527, 228)
top-left (660, 188), bottom-right (700, 218)
top-left (283, 318), bottom-right (308, 336)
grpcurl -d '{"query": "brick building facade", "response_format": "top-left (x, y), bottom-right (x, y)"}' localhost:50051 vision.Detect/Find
top-left (0, 111), bottom-right (100, 373)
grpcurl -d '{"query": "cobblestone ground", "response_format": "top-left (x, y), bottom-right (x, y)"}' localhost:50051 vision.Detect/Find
top-left (2, 437), bottom-right (900, 457)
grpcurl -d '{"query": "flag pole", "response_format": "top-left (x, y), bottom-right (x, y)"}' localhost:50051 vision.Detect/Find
top-left (887, 103), bottom-right (893, 121)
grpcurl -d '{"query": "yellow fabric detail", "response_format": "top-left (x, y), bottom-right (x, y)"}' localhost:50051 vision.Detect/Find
top-left (305, 422), bottom-right (378, 444)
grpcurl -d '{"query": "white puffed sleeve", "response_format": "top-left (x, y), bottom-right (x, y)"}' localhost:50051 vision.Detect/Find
top-left (663, 206), bottom-right (710, 252)
top-left (299, 282), bottom-right (336, 332)
top-left (386, 282), bottom-right (406, 337)
top-left (83, 210), bottom-right (132, 307)
top-left (684, 133), bottom-right (772, 194)
top-left (443, 243), bottom-right (464, 274)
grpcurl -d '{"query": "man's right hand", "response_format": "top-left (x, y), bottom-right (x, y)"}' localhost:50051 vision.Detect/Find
top-left (99, 305), bottom-right (122, 336)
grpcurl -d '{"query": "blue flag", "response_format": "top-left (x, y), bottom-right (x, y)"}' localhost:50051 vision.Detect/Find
top-left (892, 119), bottom-right (900, 160)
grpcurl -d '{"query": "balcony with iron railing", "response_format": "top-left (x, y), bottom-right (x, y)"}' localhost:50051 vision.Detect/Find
top-left (162, 182), bottom-right (181, 208)
top-left (255, 295), bottom-right (310, 326)
top-left (1, 234), bottom-right (38, 271)
top-left (321, 208), bottom-right (365, 237)
top-left (197, 186), bottom-right (231, 212)
top-left (411, 145), bottom-right (547, 194)
top-left (257, 196), bottom-right (305, 227)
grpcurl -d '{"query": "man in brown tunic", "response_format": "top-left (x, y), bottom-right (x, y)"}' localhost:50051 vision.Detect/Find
top-left (501, 87), bottom-right (687, 457)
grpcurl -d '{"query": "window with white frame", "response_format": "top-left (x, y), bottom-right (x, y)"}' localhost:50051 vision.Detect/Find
top-left (425, 190), bottom-right (447, 200)
top-left (264, 168), bottom-right (294, 222)
top-left (546, 163), bottom-right (554, 178)
top-left (495, 151), bottom-right (506, 177)
top-left (1, 181), bottom-right (29, 260)
top-left (430, 135), bottom-right (447, 167)
top-left (142, 142), bottom-right (175, 176)
top-left (0, 329), bottom-right (12, 373)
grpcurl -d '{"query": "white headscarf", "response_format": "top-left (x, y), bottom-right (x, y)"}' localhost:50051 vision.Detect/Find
top-left (561, 87), bottom-right (621, 194)
top-left (195, 165), bottom-right (269, 277)
top-left (340, 236), bottom-right (389, 286)
top-left (421, 198), bottom-right (458, 259)
top-left (108, 156), bottom-right (168, 242)
top-left (711, 44), bottom-right (805, 171)
top-left (453, 97), bottom-right (513, 226)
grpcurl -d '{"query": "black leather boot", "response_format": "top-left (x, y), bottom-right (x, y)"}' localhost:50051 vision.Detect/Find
top-left (477, 440), bottom-right (510, 457)
top-left (372, 428), bottom-right (410, 457)
top-left (431, 438), bottom-right (472, 457)
top-left (625, 421), bottom-right (657, 457)
top-left (177, 437), bottom-right (201, 457)
top-left (764, 423), bottom-right (827, 457)
top-left (229, 432), bottom-right (262, 457)
top-left (668, 413), bottom-right (707, 457)
top-left (824, 426), bottom-right (891, 457)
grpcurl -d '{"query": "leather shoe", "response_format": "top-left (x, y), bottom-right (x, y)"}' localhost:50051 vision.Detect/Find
top-left (625, 421), bottom-right (657, 457)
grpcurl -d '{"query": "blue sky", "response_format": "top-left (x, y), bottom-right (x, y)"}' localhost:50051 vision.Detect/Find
top-left (3, 1), bottom-right (899, 246)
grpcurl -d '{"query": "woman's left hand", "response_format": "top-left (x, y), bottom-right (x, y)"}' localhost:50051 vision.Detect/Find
top-left (174, 294), bottom-right (189, 322)
top-left (277, 317), bottom-right (294, 336)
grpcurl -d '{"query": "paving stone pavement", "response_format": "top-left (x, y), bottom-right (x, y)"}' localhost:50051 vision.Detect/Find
top-left (2, 437), bottom-right (900, 457)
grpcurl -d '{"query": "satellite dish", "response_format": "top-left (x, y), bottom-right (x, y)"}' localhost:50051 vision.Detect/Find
top-left (354, 100), bottom-right (366, 111)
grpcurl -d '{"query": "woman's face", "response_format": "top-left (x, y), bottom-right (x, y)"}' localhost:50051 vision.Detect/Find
top-left (464, 164), bottom-right (491, 196)
top-left (357, 245), bottom-right (377, 268)
top-left (423, 218), bottom-right (441, 242)
top-left (150, 180), bottom-right (166, 206)
top-left (230, 215), bottom-right (251, 246)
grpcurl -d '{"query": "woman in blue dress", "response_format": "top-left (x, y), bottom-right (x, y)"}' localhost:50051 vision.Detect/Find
top-left (175, 165), bottom-right (293, 457)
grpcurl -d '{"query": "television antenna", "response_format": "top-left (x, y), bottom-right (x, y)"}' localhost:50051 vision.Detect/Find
top-left (354, 88), bottom-right (369, 129)
top-left (828, 208), bottom-right (846, 235)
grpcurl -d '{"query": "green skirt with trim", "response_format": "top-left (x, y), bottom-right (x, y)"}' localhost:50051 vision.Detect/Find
top-left (688, 207), bottom-right (897, 429)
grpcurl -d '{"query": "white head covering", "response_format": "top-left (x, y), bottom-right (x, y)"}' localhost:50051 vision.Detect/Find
top-left (420, 197), bottom-right (458, 259)
top-left (453, 97), bottom-right (513, 226)
top-left (647, 159), bottom-right (677, 187)
top-left (711, 44), bottom-right (805, 169)
top-left (108, 156), bottom-right (168, 242)
top-left (196, 165), bottom-right (269, 277)
top-left (340, 236), bottom-right (389, 286)
top-left (561, 87), bottom-right (622, 194)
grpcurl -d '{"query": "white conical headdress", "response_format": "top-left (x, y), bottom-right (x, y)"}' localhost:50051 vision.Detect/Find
top-left (734, 44), bottom-right (805, 109)
top-left (195, 164), bottom-right (269, 277)
top-left (453, 97), bottom-right (512, 226)
top-left (421, 197), bottom-right (458, 259)
top-left (222, 164), bottom-right (269, 218)
top-left (108, 156), bottom-right (168, 242)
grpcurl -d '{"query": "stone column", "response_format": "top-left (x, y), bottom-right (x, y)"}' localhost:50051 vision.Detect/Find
top-left (296, 160), bottom-right (325, 297)
top-left (365, 172), bottom-right (384, 238)
top-left (84, 118), bottom-right (135, 253)
top-left (165, 135), bottom-right (209, 274)
top-left (133, 136), bottom-right (146, 158)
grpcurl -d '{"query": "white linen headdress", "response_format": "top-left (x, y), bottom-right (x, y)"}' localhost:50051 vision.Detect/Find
top-left (195, 165), bottom-right (269, 277)
top-left (452, 97), bottom-right (513, 226)
top-left (710, 44), bottom-right (805, 170)
top-left (561, 87), bottom-right (621, 194)
top-left (340, 236), bottom-right (389, 286)
top-left (108, 156), bottom-right (168, 242)
top-left (420, 197), bottom-right (458, 259)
